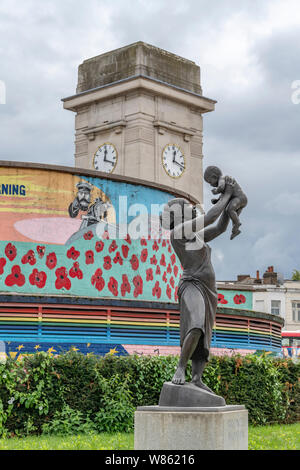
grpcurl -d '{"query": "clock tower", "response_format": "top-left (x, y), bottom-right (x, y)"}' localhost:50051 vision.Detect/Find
top-left (62, 42), bottom-right (216, 203)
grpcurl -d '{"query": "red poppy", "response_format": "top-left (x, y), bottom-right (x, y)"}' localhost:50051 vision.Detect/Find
top-left (160, 254), bottom-right (166, 266)
top-left (140, 237), bottom-right (147, 246)
top-left (113, 251), bottom-right (123, 265)
top-left (5, 265), bottom-right (25, 287)
top-left (152, 241), bottom-right (159, 252)
top-left (121, 244), bottom-right (129, 258)
top-left (36, 246), bottom-right (45, 258)
top-left (166, 284), bottom-right (172, 299)
top-left (150, 255), bottom-right (157, 265)
top-left (133, 275), bottom-right (143, 298)
top-left (170, 276), bottom-right (175, 288)
top-left (168, 244), bottom-right (172, 253)
top-left (67, 246), bottom-right (80, 260)
top-left (102, 230), bottom-right (110, 240)
top-left (130, 254), bottom-right (139, 271)
top-left (85, 250), bottom-right (94, 264)
top-left (233, 294), bottom-right (246, 304)
top-left (170, 254), bottom-right (176, 265)
top-left (91, 268), bottom-right (105, 292)
top-left (174, 286), bottom-right (178, 302)
top-left (156, 265), bottom-right (161, 275)
top-left (218, 293), bottom-right (228, 305)
top-left (5, 243), bottom-right (17, 261)
top-left (173, 265), bottom-right (179, 277)
top-left (84, 231), bottom-right (94, 240)
top-left (146, 268), bottom-right (153, 281)
top-left (162, 240), bottom-right (166, 247)
top-left (124, 233), bottom-right (131, 245)
top-left (152, 281), bottom-right (161, 299)
top-left (109, 240), bottom-right (118, 253)
top-left (103, 256), bottom-right (112, 270)
top-left (46, 252), bottom-right (57, 270)
top-left (162, 271), bottom-right (167, 283)
top-left (69, 262), bottom-right (83, 279)
top-left (121, 274), bottom-right (131, 296)
top-left (95, 240), bottom-right (104, 253)
top-left (21, 249), bottom-right (36, 266)
top-left (167, 263), bottom-right (172, 274)
top-left (0, 257), bottom-right (6, 274)
top-left (55, 267), bottom-right (71, 290)
top-left (108, 277), bottom-right (118, 296)
top-left (140, 248), bottom-right (148, 263)
top-left (29, 268), bottom-right (47, 288)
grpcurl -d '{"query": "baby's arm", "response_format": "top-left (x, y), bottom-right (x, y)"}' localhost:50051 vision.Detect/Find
top-left (212, 176), bottom-right (226, 195)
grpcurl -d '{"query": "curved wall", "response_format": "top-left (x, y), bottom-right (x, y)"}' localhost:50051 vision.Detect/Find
top-left (0, 162), bottom-right (184, 303)
top-left (0, 162), bottom-right (283, 357)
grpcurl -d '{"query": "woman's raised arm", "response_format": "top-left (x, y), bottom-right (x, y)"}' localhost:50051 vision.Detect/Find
top-left (173, 177), bottom-right (235, 240)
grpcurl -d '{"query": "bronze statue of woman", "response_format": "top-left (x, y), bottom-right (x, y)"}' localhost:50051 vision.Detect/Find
top-left (160, 177), bottom-right (236, 393)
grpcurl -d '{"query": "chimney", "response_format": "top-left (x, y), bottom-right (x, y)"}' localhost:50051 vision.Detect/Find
top-left (254, 269), bottom-right (262, 284)
top-left (263, 266), bottom-right (278, 285)
top-left (237, 274), bottom-right (250, 282)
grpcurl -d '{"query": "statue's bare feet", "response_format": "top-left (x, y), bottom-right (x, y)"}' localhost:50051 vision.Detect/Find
top-left (191, 378), bottom-right (215, 394)
top-left (172, 367), bottom-right (185, 385)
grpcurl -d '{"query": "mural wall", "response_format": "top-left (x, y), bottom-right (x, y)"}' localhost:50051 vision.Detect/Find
top-left (0, 166), bottom-right (181, 303)
top-left (0, 165), bottom-right (255, 309)
top-left (0, 164), bottom-right (283, 358)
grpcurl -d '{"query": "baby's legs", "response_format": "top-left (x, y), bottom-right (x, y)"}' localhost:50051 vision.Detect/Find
top-left (227, 198), bottom-right (243, 239)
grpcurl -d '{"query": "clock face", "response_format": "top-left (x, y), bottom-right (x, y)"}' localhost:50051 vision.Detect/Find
top-left (162, 144), bottom-right (186, 179)
top-left (93, 143), bottom-right (118, 173)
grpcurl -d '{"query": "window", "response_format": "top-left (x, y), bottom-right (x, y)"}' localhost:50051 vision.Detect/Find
top-left (292, 302), bottom-right (300, 322)
top-left (255, 300), bottom-right (265, 312)
top-left (271, 300), bottom-right (281, 315)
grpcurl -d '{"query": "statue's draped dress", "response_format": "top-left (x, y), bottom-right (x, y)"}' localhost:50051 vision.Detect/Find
top-left (170, 231), bottom-right (218, 361)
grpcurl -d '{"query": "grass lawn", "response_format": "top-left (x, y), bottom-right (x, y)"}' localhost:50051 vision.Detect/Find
top-left (0, 423), bottom-right (299, 450)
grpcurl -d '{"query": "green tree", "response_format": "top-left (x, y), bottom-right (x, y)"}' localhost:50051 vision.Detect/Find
top-left (292, 269), bottom-right (300, 280)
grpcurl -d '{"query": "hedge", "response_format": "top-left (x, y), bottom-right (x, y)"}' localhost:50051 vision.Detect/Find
top-left (0, 352), bottom-right (299, 437)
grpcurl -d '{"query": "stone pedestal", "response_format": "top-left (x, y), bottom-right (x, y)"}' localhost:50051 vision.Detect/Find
top-left (159, 381), bottom-right (226, 407)
top-left (134, 405), bottom-right (248, 450)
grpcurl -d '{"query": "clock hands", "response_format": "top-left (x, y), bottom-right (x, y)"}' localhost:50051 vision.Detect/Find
top-left (103, 147), bottom-right (115, 165)
top-left (174, 161), bottom-right (185, 170)
top-left (172, 149), bottom-right (185, 170)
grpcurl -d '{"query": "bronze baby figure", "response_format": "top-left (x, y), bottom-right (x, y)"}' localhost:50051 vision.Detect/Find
top-left (204, 166), bottom-right (247, 240)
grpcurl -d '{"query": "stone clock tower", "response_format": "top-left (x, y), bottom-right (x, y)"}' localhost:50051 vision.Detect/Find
top-left (62, 42), bottom-right (216, 203)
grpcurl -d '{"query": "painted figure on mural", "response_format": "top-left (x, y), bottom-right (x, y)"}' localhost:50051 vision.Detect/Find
top-left (204, 166), bottom-right (247, 240)
top-left (160, 176), bottom-right (241, 392)
top-left (68, 181), bottom-right (111, 230)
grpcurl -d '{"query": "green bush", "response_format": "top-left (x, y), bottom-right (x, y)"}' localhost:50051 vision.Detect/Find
top-left (0, 351), bottom-right (298, 437)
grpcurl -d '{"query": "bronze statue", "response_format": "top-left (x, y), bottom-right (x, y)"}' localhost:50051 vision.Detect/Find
top-left (204, 166), bottom-right (247, 240)
top-left (160, 176), bottom-right (240, 396)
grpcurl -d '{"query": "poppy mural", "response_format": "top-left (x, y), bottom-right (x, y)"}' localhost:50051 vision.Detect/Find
top-left (0, 163), bottom-right (182, 303)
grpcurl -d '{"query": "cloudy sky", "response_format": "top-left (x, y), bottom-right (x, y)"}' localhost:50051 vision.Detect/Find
top-left (0, 0), bottom-right (299, 280)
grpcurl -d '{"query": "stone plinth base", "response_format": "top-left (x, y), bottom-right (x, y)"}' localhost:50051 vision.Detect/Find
top-left (134, 406), bottom-right (248, 450)
top-left (159, 381), bottom-right (226, 407)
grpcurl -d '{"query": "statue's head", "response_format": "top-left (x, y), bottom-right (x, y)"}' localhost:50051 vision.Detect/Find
top-left (160, 198), bottom-right (198, 230)
top-left (204, 166), bottom-right (222, 187)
